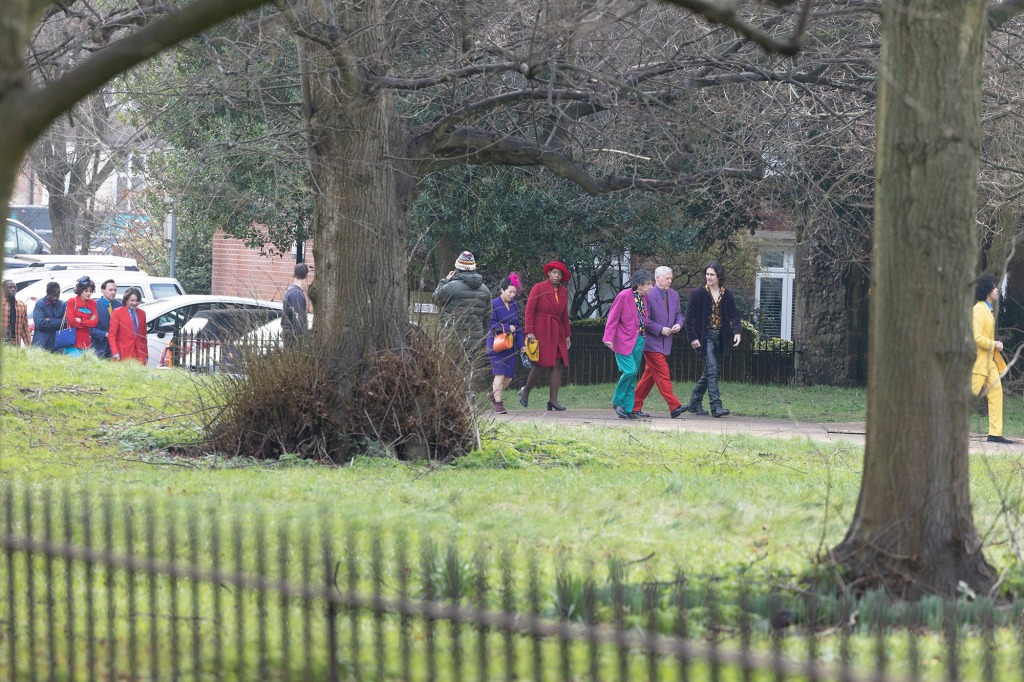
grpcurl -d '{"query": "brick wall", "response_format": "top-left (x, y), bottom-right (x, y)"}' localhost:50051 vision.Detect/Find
top-left (211, 229), bottom-right (315, 302)
top-left (10, 168), bottom-right (42, 205)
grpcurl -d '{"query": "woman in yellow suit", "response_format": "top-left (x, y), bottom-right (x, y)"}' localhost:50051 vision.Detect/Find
top-left (973, 274), bottom-right (1013, 444)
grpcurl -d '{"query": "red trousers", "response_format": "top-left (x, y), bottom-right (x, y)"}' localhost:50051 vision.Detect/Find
top-left (634, 351), bottom-right (681, 411)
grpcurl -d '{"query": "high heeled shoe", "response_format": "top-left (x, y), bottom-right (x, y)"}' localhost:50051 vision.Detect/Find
top-left (547, 401), bottom-right (566, 411)
top-left (519, 387), bottom-right (528, 408)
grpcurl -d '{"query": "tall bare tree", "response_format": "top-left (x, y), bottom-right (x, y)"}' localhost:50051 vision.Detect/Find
top-left (828, 0), bottom-right (1024, 597)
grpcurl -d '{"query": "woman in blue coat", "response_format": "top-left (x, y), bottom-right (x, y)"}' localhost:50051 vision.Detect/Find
top-left (486, 275), bottom-right (525, 414)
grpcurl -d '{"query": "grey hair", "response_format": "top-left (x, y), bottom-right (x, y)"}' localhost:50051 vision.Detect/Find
top-left (629, 269), bottom-right (654, 289)
top-left (653, 266), bottom-right (673, 278)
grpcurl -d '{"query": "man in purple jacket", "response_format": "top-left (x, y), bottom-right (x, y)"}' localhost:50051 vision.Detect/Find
top-left (633, 266), bottom-right (686, 418)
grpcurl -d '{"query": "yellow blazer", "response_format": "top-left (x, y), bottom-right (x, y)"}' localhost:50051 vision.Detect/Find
top-left (972, 301), bottom-right (999, 376)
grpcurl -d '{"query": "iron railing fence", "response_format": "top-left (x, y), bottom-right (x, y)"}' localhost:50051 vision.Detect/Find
top-left (165, 327), bottom-right (796, 387)
top-left (1, 483), bottom-right (1020, 680)
top-left (547, 328), bottom-right (795, 386)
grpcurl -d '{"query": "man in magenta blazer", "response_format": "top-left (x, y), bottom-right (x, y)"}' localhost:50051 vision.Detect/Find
top-left (603, 270), bottom-right (654, 419)
top-left (633, 266), bottom-right (686, 418)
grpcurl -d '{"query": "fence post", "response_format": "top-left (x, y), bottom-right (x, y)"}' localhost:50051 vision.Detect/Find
top-left (4, 483), bottom-right (17, 682)
top-left (323, 523), bottom-right (339, 682)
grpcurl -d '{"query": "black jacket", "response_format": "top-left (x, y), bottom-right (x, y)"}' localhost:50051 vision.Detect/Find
top-left (683, 286), bottom-right (741, 353)
top-left (432, 272), bottom-right (491, 345)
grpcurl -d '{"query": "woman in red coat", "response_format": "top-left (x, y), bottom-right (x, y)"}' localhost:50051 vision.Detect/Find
top-left (108, 288), bottom-right (149, 364)
top-left (65, 276), bottom-right (98, 356)
top-left (520, 260), bottom-right (571, 410)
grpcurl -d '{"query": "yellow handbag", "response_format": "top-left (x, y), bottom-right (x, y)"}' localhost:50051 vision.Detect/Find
top-left (525, 337), bottom-right (540, 362)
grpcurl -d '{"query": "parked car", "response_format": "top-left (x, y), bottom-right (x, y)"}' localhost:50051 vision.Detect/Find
top-left (7, 205), bottom-right (52, 245)
top-left (17, 270), bottom-right (184, 307)
top-left (139, 295), bottom-right (283, 369)
top-left (4, 218), bottom-right (50, 257)
top-left (201, 314), bottom-right (317, 373)
top-left (242, 315), bottom-right (314, 347)
top-left (177, 308), bottom-right (282, 371)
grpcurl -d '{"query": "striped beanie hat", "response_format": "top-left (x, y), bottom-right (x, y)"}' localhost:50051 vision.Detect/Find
top-left (455, 251), bottom-right (477, 271)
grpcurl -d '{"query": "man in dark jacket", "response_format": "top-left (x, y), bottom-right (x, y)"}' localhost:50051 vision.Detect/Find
top-left (432, 250), bottom-right (491, 361)
top-left (683, 261), bottom-right (742, 418)
top-left (91, 278), bottom-right (121, 358)
top-left (281, 263), bottom-right (310, 348)
top-left (32, 282), bottom-right (67, 352)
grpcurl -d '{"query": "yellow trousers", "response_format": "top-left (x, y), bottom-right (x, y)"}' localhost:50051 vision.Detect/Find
top-left (972, 363), bottom-right (1003, 437)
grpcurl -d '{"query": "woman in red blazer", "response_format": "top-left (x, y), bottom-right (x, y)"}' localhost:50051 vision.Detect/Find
top-left (65, 276), bottom-right (98, 355)
top-left (520, 260), bottom-right (572, 411)
top-left (108, 288), bottom-right (148, 364)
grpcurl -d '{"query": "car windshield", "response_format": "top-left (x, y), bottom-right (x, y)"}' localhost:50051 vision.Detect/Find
top-left (151, 283), bottom-right (183, 299)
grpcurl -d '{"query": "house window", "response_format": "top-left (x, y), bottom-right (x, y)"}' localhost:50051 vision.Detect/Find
top-left (755, 248), bottom-right (795, 340)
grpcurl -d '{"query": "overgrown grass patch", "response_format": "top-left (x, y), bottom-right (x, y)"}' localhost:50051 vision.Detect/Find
top-left (3, 346), bottom-right (1024, 584)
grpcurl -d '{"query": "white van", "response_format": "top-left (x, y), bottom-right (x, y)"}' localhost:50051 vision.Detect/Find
top-left (5, 254), bottom-right (138, 270)
top-left (4, 255), bottom-right (143, 293)
top-left (18, 270), bottom-right (185, 307)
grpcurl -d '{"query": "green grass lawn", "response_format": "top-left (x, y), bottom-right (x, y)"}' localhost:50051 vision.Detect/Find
top-left (3, 346), bottom-right (1024, 581)
top-left (5, 347), bottom-right (1024, 679)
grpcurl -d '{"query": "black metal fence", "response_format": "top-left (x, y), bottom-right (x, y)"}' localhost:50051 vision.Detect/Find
top-left (558, 327), bottom-right (795, 386)
top-left (1, 483), bottom-right (1021, 680)
top-left (166, 326), bottom-right (796, 387)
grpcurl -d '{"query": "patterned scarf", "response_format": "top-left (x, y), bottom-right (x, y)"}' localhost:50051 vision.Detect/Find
top-left (5, 298), bottom-right (15, 340)
top-left (706, 285), bottom-right (724, 331)
top-left (634, 291), bottom-right (646, 334)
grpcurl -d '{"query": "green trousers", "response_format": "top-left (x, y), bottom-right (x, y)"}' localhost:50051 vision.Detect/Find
top-left (612, 335), bottom-right (645, 411)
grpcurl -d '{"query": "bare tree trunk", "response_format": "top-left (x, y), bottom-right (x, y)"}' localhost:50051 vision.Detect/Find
top-left (300, 15), bottom-right (417, 432)
top-left (46, 193), bottom-right (82, 254)
top-left (433, 235), bottom-right (460, 283)
top-left (831, 0), bottom-right (995, 597)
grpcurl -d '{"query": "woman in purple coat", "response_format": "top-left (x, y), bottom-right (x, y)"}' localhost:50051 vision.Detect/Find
top-left (487, 275), bottom-right (526, 413)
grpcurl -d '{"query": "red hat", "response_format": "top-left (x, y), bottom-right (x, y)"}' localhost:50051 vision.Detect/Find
top-left (543, 260), bottom-right (571, 282)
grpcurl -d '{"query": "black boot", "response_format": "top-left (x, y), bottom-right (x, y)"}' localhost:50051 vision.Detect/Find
top-left (687, 402), bottom-right (709, 416)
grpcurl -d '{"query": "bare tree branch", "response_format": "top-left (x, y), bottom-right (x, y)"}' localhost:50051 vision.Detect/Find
top-left (419, 126), bottom-right (762, 195)
top-left (368, 62), bottom-right (527, 92)
top-left (656, 0), bottom-right (809, 55)
top-left (19, 0), bottom-right (271, 144)
top-left (429, 89), bottom-right (599, 137)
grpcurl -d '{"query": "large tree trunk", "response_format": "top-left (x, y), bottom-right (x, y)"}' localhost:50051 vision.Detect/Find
top-left (830, 0), bottom-right (995, 597)
top-left (300, 10), bottom-right (418, 437)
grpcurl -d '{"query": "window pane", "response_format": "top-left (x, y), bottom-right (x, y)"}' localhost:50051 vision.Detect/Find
top-left (5, 228), bottom-right (20, 254)
top-left (757, 277), bottom-right (783, 339)
top-left (760, 251), bottom-right (784, 268)
top-left (150, 284), bottom-right (181, 299)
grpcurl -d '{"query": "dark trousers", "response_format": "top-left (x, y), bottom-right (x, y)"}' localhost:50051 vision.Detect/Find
top-left (690, 331), bottom-right (723, 409)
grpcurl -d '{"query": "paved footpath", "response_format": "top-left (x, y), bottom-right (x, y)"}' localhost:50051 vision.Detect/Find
top-left (493, 408), bottom-right (1022, 453)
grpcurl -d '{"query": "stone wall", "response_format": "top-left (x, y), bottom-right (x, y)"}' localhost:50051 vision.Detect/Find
top-left (793, 230), bottom-right (870, 386)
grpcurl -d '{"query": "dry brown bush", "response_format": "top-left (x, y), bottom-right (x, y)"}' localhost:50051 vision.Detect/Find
top-left (202, 326), bottom-right (483, 463)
